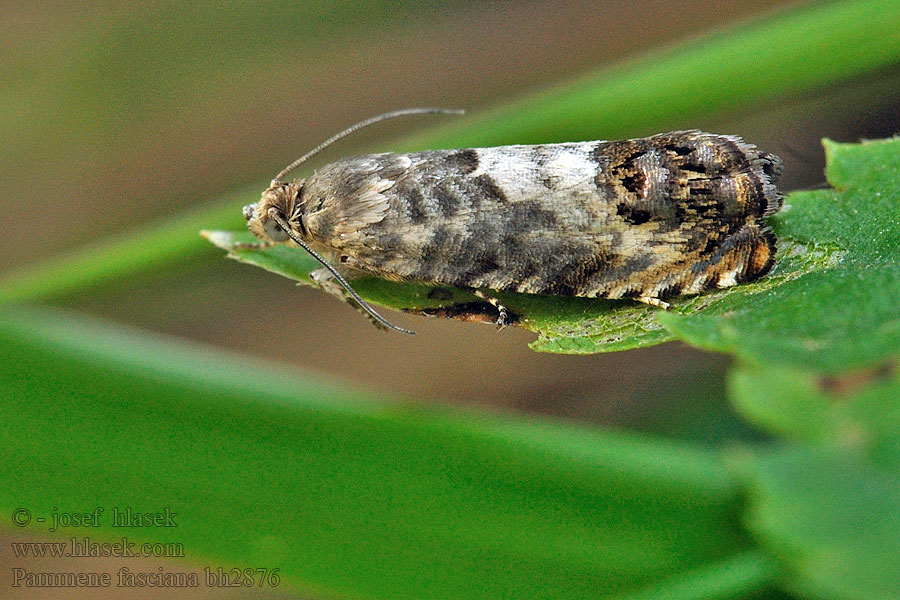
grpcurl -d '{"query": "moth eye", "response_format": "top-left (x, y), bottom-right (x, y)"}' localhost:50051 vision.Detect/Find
top-left (264, 216), bottom-right (290, 242)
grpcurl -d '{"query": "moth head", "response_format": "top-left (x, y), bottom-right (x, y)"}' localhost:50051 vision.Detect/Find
top-left (236, 109), bottom-right (464, 336)
top-left (245, 180), bottom-right (306, 243)
top-left (242, 176), bottom-right (414, 336)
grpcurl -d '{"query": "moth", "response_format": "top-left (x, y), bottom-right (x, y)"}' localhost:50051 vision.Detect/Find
top-left (243, 108), bottom-right (783, 334)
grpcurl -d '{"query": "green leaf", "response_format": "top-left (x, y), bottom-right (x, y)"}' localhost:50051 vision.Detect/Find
top-left (736, 445), bottom-right (900, 600)
top-left (1, 303), bottom-right (766, 600)
top-left (662, 137), bottom-right (900, 373)
top-left (706, 142), bottom-right (900, 596)
top-left (4, 0), bottom-right (900, 311)
top-left (729, 362), bottom-right (900, 600)
top-left (730, 363), bottom-right (900, 460)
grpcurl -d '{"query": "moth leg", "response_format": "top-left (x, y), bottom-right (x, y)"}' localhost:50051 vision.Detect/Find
top-left (636, 296), bottom-right (671, 310)
top-left (233, 240), bottom-right (275, 250)
top-left (472, 290), bottom-right (511, 329)
top-left (309, 267), bottom-right (389, 331)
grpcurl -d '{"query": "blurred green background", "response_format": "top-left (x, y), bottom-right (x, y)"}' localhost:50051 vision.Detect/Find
top-left (3, 0), bottom-right (899, 598)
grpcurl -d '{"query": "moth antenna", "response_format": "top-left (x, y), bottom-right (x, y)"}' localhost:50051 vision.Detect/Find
top-left (272, 107), bottom-right (464, 183)
top-left (267, 209), bottom-right (415, 335)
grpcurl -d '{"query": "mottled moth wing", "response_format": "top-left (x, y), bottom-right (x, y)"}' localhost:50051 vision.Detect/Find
top-left (300, 131), bottom-right (782, 304)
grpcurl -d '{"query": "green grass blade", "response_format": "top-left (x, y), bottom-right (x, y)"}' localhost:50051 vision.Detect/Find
top-left (614, 551), bottom-right (780, 600)
top-left (1, 303), bottom-right (748, 599)
top-left (0, 186), bottom-right (255, 303)
top-left (396, 0), bottom-right (900, 150)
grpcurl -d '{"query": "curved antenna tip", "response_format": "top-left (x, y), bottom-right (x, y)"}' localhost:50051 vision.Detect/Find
top-left (273, 107), bottom-right (466, 182)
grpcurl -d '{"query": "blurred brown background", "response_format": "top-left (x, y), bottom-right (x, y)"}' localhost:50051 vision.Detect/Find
top-left (4, 0), bottom-right (899, 444)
